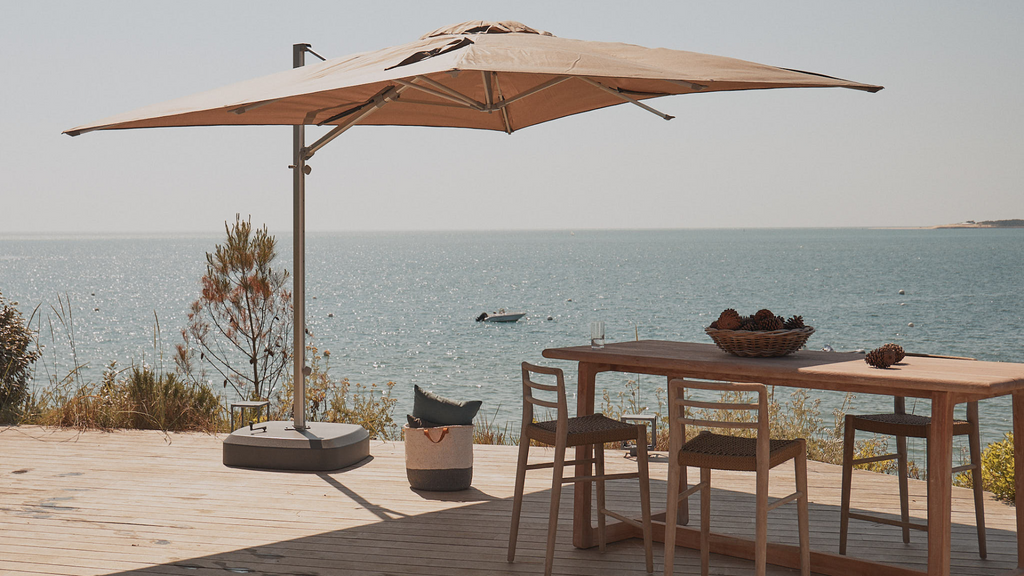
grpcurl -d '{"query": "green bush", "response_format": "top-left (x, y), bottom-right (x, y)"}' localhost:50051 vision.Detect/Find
top-left (271, 344), bottom-right (399, 440)
top-left (0, 291), bottom-right (40, 422)
top-left (956, 432), bottom-right (1014, 503)
top-left (118, 366), bottom-right (222, 431)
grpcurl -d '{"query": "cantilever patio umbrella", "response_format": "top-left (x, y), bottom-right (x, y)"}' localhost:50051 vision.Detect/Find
top-left (65, 20), bottom-right (882, 470)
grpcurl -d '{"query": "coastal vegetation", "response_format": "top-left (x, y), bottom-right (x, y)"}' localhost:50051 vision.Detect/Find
top-left (0, 291), bottom-right (40, 423)
top-left (175, 215), bottom-right (292, 403)
top-left (1, 218), bottom-right (396, 438)
top-left (956, 432), bottom-right (1016, 503)
top-left (270, 343), bottom-right (399, 441)
top-left (0, 294), bottom-right (1017, 502)
top-left (937, 219), bottom-right (1024, 229)
top-left (0, 220), bottom-right (1018, 498)
top-left (24, 363), bottom-right (220, 432)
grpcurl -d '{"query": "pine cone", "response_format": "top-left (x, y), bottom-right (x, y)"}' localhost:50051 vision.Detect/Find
top-left (739, 316), bottom-right (758, 330)
top-left (881, 343), bottom-right (906, 363)
top-left (759, 315), bottom-right (784, 331)
top-left (719, 308), bottom-right (740, 321)
top-left (784, 315), bottom-right (805, 329)
top-left (865, 346), bottom-right (898, 369)
top-left (754, 309), bottom-right (775, 322)
top-left (715, 308), bottom-right (742, 330)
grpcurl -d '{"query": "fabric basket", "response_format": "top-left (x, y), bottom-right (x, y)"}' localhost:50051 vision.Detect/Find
top-left (403, 424), bottom-right (474, 491)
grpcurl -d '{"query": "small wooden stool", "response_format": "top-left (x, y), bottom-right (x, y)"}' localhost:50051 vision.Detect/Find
top-left (621, 413), bottom-right (657, 455)
top-left (230, 400), bottom-right (270, 431)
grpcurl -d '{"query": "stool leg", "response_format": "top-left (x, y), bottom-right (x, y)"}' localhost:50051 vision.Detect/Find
top-left (968, 402), bottom-right (987, 558)
top-left (679, 463), bottom-right (689, 525)
top-left (664, 453), bottom-right (681, 576)
top-left (700, 467), bottom-right (711, 576)
top-left (507, 435), bottom-right (531, 562)
top-left (755, 463), bottom-right (768, 576)
top-left (795, 442), bottom-right (810, 576)
top-left (636, 431), bottom-right (654, 574)
top-left (596, 443), bottom-right (606, 552)
top-left (896, 434), bottom-right (911, 544)
top-left (544, 438), bottom-right (567, 576)
top-left (671, 376), bottom-right (690, 527)
top-left (839, 415), bottom-right (855, 555)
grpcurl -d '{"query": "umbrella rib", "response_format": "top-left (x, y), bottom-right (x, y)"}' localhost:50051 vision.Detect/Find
top-left (414, 75), bottom-right (488, 110)
top-left (315, 84), bottom-right (406, 126)
top-left (492, 76), bottom-right (572, 110)
top-left (304, 85), bottom-right (406, 160)
top-left (493, 74), bottom-right (512, 134)
top-left (666, 79), bottom-right (708, 91)
top-left (579, 77), bottom-right (675, 121)
top-left (389, 98), bottom-right (480, 110)
top-left (483, 71), bottom-right (494, 108)
top-left (230, 98), bottom-right (285, 115)
top-left (393, 77), bottom-right (484, 111)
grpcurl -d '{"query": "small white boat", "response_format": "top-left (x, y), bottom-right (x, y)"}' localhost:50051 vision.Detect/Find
top-left (476, 309), bottom-right (526, 323)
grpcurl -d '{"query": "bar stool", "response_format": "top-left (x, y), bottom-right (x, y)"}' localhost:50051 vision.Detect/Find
top-left (839, 392), bottom-right (986, 557)
top-left (664, 378), bottom-right (810, 576)
top-left (507, 362), bottom-right (654, 576)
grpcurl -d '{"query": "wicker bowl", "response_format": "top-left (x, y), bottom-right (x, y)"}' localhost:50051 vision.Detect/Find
top-left (705, 326), bottom-right (815, 357)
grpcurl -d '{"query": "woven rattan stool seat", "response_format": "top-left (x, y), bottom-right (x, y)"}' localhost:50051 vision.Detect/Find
top-left (679, 431), bottom-right (804, 472)
top-left (850, 412), bottom-right (971, 437)
top-left (530, 413), bottom-right (643, 446)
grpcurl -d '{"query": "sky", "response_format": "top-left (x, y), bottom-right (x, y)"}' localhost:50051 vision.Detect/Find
top-left (1, 1), bottom-right (1022, 234)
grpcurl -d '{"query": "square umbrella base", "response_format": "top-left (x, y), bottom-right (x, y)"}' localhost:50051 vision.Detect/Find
top-left (223, 421), bottom-right (370, 471)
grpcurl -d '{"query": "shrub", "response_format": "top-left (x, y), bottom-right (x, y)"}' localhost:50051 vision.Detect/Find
top-left (0, 291), bottom-right (40, 422)
top-left (31, 363), bottom-right (222, 432)
top-left (474, 406), bottom-right (519, 445)
top-left (850, 435), bottom-right (922, 478)
top-left (271, 344), bottom-right (399, 440)
top-left (118, 366), bottom-right (222, 431)
top-left (956, 432), bottom-right (1014, 503)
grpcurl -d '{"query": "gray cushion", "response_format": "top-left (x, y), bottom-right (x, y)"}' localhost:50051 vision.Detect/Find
top-left (406, 414), bottom-right (443, 429)
top-left (412, 385), bottom-right (481, 426)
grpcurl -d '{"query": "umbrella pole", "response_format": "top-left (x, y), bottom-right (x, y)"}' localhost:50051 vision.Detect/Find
top-left (292, 43), bottom-right (309, 430)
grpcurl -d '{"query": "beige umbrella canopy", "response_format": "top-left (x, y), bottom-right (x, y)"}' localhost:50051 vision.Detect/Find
top-left (65, 21), bottom-right (881, 467)
top-left (66, 20), bottom-right (880, 137)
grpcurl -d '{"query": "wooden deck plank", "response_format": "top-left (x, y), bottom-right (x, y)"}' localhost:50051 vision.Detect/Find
top-left (1, 426), bottom-right (1018, 575)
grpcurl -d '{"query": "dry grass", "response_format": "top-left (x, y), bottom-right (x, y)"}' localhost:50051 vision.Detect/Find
top-left (22, 363), bottom-right (222, 432)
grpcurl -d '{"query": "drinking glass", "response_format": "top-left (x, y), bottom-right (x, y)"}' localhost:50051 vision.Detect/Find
top-left (590, 321), bottom-right (605, 349)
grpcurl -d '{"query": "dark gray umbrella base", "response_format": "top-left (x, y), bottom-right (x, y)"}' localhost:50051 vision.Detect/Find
top-left (223, 421), bottom-right (370, 471)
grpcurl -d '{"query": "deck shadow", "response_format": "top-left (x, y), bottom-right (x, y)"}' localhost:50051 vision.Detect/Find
top-left (85, 476), bottom-right (1015, 576)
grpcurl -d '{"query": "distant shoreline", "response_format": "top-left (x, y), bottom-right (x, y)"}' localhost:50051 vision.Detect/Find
top-left (934, 219), bottom-right (1024, 229)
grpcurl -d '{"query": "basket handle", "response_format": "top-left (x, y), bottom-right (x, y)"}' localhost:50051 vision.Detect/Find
top-left (422, 427), bottom-right (450, 443)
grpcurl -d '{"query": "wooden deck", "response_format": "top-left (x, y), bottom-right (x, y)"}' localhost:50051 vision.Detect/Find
top-left (1, 426), bottom-right (1018, 575)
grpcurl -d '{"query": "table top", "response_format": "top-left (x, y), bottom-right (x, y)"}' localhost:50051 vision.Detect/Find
top-left (542, 340), bottom-right (1024, 400)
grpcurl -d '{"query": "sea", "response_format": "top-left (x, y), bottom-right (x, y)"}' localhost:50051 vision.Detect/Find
top-left (2, 228), bottom-right (1023, 455)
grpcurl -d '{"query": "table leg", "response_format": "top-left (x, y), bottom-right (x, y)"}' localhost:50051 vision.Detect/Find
top-left (1013, 391), bottom-right (1024, 568)
top-left (573, 361), bottom-right (599, 549)
top-left (927, 393), bottom-right (953, 576)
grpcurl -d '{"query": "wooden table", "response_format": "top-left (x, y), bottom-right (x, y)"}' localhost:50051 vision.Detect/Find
top-left (542, 340), bottom-right (1024, 576)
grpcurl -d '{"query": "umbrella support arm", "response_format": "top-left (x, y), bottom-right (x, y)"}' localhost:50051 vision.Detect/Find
top-left (303, 85), bottom-right (406, 161)
top-left (579, 77), bottom-right (675, 121)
